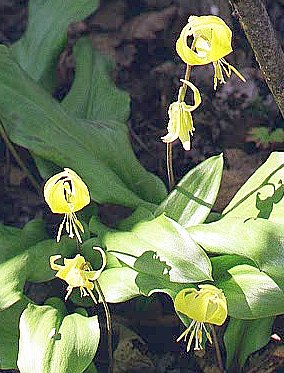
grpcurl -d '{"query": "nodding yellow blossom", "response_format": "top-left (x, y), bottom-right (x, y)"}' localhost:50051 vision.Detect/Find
top-left (174, 285), bottom-right (227, 351)
top-left (50, 247), bottom-right (106, 301)
top-left (44, 168), bottom-right (90, 243)
top-left (161, 79), bottom-right (201, 150)
top-left (176, 15), bottom-right (246, 89)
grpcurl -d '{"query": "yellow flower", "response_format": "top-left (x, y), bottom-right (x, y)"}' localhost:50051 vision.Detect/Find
top-left (50, 247), bottom-right (106, 301)
top-left (44, 168), bottom-right (90, 243)
top-left (161, 79), bottom-right (201, 150)
top-left (176, 15), bottom-right (246, 89)
top-left (174, 285), bottom-right (227, 351)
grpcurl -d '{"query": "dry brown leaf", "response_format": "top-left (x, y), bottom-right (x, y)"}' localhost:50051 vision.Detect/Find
top-left (121, 6), bottom-right (177, 41)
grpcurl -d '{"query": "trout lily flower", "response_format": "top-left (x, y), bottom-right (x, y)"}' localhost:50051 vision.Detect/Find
top-left (161, 79), bottom-right (201, 150)
top-left (174, 285), bottom-right (227, 351)
top-left (44, 168), bottom-right (90, 243)
top-left (50, 247), bottom-right (106, 301)
top-left (176, 15), bottom-right (246, 89)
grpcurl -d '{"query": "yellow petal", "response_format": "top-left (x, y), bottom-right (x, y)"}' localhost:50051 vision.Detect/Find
top-left (174, 285), bottom-right (228, 325)
top-left (161, 81), bottom-right (201, 150)
top-left (44, 168), bottom-right (90, 214)
top-left (50, 255), bottom-right (64, 271)
top-left (176, 15), bottom-right (233, 66)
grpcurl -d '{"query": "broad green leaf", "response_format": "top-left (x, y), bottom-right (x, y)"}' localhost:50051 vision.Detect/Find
top-left (104, 215), bottom-right (212, 283)
top-left (0, 219), bottom-right (47, 310)
top-left (212, 259), bottom-right (284, 319)
top-left (224, 317), bottom-right (274, 369)
top-left (0, 220), bottom-right (76, 310)
top-left (63, 37), bottom-right (129, 123)
top-left (37, 36), bottom-right (130, 180)
top-left (98, 267), bottom-right (140, 303)
top-left (12, 0), bottom-right (99, 90)
top-left (79, 237), bottom-right (186, 303)
top-left (188, 217), bottom-right (284, 286)
top-left (155, 154), bottom-right (223, 227)
top-left (223, 152), bottom-right (284, 223)
top-left (0, 297), bottom-right (30, 369)
top-left (0, 45), bottom-right (166, 208)
top-left (17, 298), bottom-right (100, 373)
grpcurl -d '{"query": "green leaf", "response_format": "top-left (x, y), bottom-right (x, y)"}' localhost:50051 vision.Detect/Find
top-left (17, 298), bottom-right (100, 373)
top-left (62, 37), bottom-right (130, 123)
top-left (224, 317), bottom-right (274, 369)
top-left (0, 220), bottom-right (76, 310)
top-left (104, 215), bottom-right (212, 283)
top-left (223, 152), bottom-right (284, 223)
top-left (0, 298), bottom-right (30, 369)
top-left (0, 45), bottom-right (166, 208)
top-left (12, 0), bottom-right (99, 90)
top-left (155, 154), bottom-right (223, 227)
top-left (118, 206), bottom-right (155, 231)
top-left (188, 217), bottom-right (284, 286)
top-left (98, 267), bottom-right (140, 303)
top-left (213, 260), bottom-right (284, 319)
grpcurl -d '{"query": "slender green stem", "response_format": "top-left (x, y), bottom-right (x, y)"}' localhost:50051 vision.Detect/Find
top-left (0, 121), bottom-right (41, 194)
top-left (166, 64), bottom-right (192, 191)
top-left (178, 64), bottom-right (192, 101)
top-left (166, 142), bottom-right (175, 190)
top-left (87, 288), bottom-right (98, 305)
top-left (211, 325), bottom-right (224, 373)
top-left (95, 280), bottom-right (113, 373)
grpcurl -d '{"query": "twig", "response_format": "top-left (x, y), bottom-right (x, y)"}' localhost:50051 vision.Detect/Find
top-left (0, 121), bottom-right (42, 194)
top-left (229, 0), bottom-right (284, 118)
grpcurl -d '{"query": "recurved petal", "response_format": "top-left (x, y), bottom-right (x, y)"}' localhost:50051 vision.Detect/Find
top-left (176, 35), bottom-right (211, 65)
top-left (180, 80), bottom-right (202, 110)
top-left (50, 255), bottom-right (64, 271)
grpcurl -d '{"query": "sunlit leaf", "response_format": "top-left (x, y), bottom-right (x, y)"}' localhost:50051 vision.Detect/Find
top-left (17, 298), bottom-right (100, 373)
top-left (0, 219), bottom-right (76, 310)
top-left (223, 152), bottom-right (284, 223)
top-left (104, 214), bottom-right (212, 283)
top-left (0, 298), bottom-right (30, 369)
top-left (189, 217), bottom-right (284, 286)
top-left (212, 259), bottom-right (284, 319)
top-left (156, 154), bottom-right (223, 227)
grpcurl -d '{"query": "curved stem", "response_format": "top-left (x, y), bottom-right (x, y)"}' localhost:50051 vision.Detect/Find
top-left (0, 121), bottom-right (41, 194)
top-left (211, 325), bottom-right (224, 373)
top-left (166, 142), bottom-right (175, 190)
top-left (95, 280), bottom-right (113, 373)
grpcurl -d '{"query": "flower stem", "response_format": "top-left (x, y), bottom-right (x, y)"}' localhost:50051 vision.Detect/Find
top-left (178, 64), bottom-right (192, 101)
top-left (166, 64), bottom-right (192, 191)
top-left (166, 142), bottom-right (175, 190)
top-left (211, 325), bottom-right (224, 373)
top-left (95, 280), bottom-right (113, 373)
top-left (0, 121), bottom-right (41, 194)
